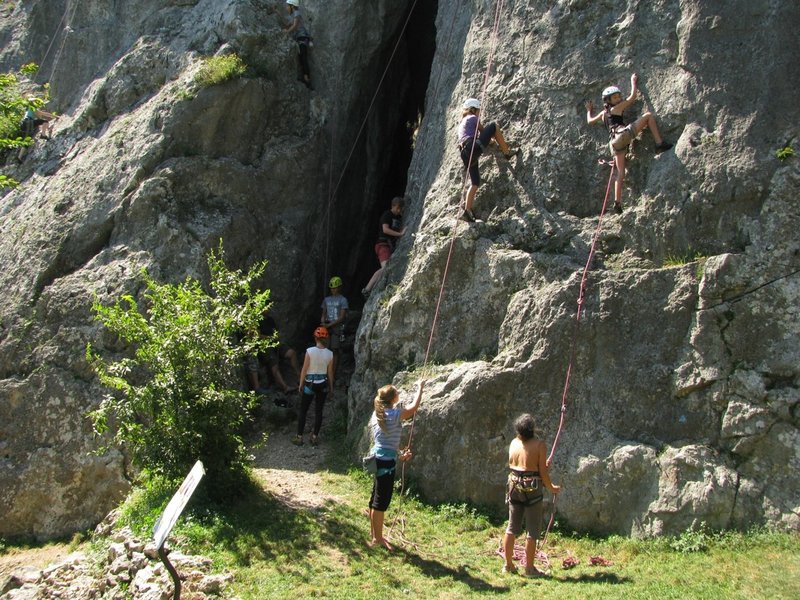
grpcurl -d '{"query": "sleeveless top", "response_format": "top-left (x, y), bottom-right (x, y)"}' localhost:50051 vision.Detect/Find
top-left (305, 345), bottom-right (332, 377)
top-left (603, 108), bottom-right (626, 137)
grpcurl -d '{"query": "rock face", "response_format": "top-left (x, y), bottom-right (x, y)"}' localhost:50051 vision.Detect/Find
top-left (0, 0), bottom-right (798, 539)
top-left (349, 0), bottom-right (800, 536)
top-left (0, 0), bottom-right (424, 539)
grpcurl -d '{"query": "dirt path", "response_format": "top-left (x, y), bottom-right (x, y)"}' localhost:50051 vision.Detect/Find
top-left (0, 545), bottom-right (70, 587)
top-left (250, 415), bottom-right (339, 511)
top-left (249, 360), bottom-right (352, 511)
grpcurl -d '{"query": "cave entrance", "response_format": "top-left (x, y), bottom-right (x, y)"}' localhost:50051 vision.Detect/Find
top-left (293, 0), bottom-right (437, 349)
top-left (332, 0), bottom-right (437, 310)
top-left (347, 2), bottom-right (437, 307)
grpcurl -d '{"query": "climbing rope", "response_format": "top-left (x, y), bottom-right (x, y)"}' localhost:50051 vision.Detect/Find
top-left (294, 0), bottom-right (423, 294)
top-left (404, 0), bottom-right (507, 455)
top-left (548, 159), bottom-right (615, 464)
top-left (36, 0), bottom-right (78, 86)
top-left (387, 4), bottom-right (508, 537)
top-left (531, 160), bottom-right (616, 564)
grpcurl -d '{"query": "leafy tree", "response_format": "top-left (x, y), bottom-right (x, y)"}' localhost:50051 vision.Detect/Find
top-left (88, 243), bottom-right (275, 497)
top-left (1, 63), bottom-right (48, 188)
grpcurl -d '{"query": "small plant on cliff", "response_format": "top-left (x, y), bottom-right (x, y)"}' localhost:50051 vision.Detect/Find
top-left (87, 242), bottom-right (273, 498)
top-left (664, 247), bottom-right (705, 267)
top-left (194, 53), bottom-right (246, 88)
top-left (776, 145), bottom-right (794, 161)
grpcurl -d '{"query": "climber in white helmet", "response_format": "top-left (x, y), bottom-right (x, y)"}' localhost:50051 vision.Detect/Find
top-left (585, 73), bottom-right (672, 213)
top-left (456, 97), bottom-right (516, 222)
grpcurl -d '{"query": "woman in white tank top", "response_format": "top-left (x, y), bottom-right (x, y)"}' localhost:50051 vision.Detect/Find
top-left (293, 326), bottom-right (334, 446)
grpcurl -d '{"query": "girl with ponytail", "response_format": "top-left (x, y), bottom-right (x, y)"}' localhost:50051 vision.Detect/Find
top-left (367, 379), bottom-right (425, 550)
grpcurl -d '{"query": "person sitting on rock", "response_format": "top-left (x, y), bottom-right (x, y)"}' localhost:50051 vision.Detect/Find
top-left (284, 0), bottom-right (313, 90)
top-left (501, 413), bottom-right (561, 578)
top-left (457, 97), bottom-right (516, 222)
top-left (321, 275), bottom-right (348, 378)
top-left (585, 73), bottom-right (672, 213)
top-left (20, 97), bottom-right (56, 140)
top-left (245, 309), bottom-right (300, 403)
top-left (361, 196), bottom-right (406, 298)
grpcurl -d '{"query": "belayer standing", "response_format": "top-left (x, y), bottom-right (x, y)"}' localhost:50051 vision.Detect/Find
top-left (585, 73), bottom-right (672, 213)
top-left (366, 380), bottom-right (425, 550)
top-left (457, 97), bottom-right (516, 222)
top-left (293, 326), bottom-right (334, 446)
top-left (284, 0), bottom-right (313, 90)
top-left (321, 276), bottom-right (348, 378)
top-left (500, 413), bottom-right (561, 578)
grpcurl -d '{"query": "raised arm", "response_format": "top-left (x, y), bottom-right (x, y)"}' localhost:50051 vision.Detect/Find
top-left (611, 73), bottom-right (639, 114)
top-left (585, 100), bottom-right (604, 125)
top-left (400, 380), bottom-right (425, 420)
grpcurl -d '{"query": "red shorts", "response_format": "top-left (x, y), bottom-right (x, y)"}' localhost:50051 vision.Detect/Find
top-left (375, 242), bottom-right (392, 263)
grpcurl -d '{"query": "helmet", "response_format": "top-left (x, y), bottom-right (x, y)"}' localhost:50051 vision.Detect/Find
top-left (314, 326), bottom-right (329, 339)
top-left (602, 86), bottom-right (621, 101)
top-left (329, 276), bottom-right (342, 288)
top-left (286, 0), bottom-right (299, 6)
top-left (463, 98), bottom-right (481, 110)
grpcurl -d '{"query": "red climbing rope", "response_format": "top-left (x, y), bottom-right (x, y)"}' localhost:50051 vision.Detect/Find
top-left (535, 160), bottom-right (616, 562)
top-left (388, 3), bottom-right (508, 535)
top-left (406, 0), bottom-right (507, 452)
top-left (548, 160), bottom-right (616, 464)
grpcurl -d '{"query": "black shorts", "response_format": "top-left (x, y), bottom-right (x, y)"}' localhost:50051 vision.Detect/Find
top-left (369, 459), bottom-right (396, 511)
top-left (459, 121), bottom-right (498, 186)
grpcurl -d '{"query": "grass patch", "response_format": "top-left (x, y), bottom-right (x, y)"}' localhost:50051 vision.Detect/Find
top-left (108, 444), bottom-right (800, 600)
top-left (664, 247), bottom-right (706, 268)
top-left (194, 53), bottom-right (246, 88)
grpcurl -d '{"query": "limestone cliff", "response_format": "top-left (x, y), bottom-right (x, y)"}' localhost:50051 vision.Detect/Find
top-left (350, 0), bottom-right (800, 536)
top-left (0, 0), bottom-right (797, 539)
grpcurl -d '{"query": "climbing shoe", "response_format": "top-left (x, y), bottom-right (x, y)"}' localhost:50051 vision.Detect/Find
top-left (291, 435), bottom-right (303, 446)
top-left (655, 141), bottom-right (673, 153)
top-left (613, 202), bottom-right (623, 215)
top-left (461, 209), bottom-right (476, 222)
top-left (361, 287), bottom-right (370, 299)
top-left (502, 148), bottom-right (519, 160)
top-left (310, 434), bottom-right (319, 447)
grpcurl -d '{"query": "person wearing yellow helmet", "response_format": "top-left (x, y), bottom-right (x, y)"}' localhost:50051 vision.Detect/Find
top-left (585, 73), bottom-right (672, 213)
top-left (321, 275), bottom-right (348, 377)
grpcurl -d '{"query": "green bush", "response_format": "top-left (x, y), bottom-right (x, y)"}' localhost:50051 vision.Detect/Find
top-left (194, 54), bottom-right (246, 88)
top-left (87, 243), bottom-right (274, 498)
top-left (0, 63), bottom-right (46, 188)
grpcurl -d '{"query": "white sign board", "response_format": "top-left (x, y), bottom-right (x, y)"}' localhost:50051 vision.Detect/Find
top-left (152, 460), bottom-right (205, 549)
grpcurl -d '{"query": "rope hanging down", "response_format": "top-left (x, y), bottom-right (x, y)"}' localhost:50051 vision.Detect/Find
top-left (36, 0), bottom-right (78, 85)
top-left (296, 0), bottom-right (423, 293)
top-left (405, 0), bottom-right (507, 454)
top-left (537, 161), bottom-right (616, 555)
